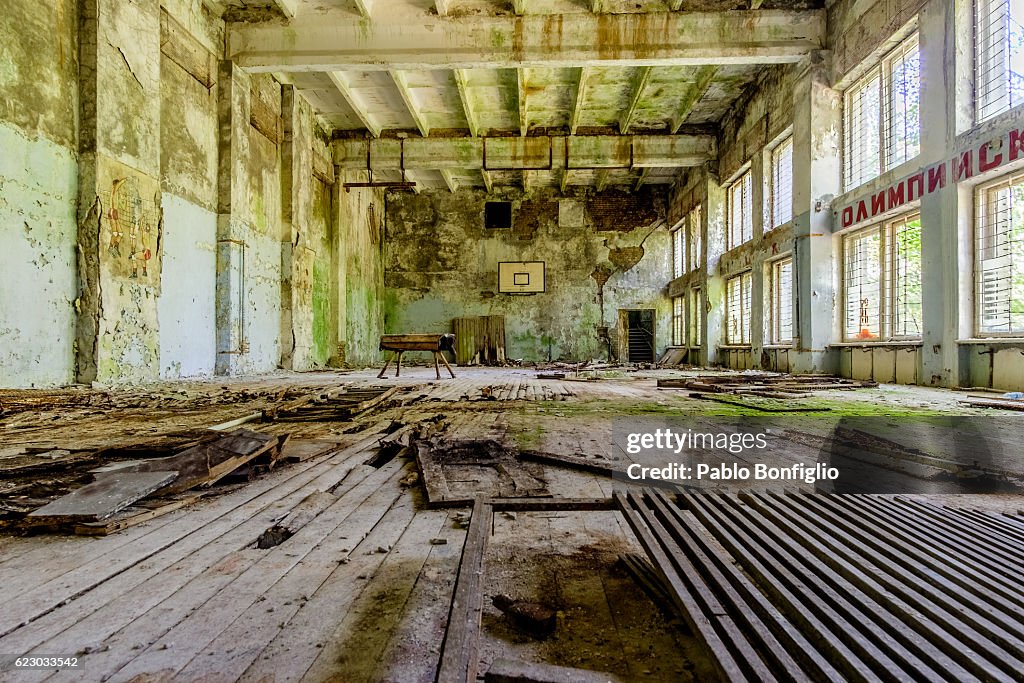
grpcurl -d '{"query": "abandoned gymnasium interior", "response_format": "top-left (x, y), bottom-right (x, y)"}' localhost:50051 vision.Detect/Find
top-left (3, 0), bottom-right (1024, 680)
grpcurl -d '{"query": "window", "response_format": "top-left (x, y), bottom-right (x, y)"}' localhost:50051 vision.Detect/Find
top-left (484, 202), bottom-right (512, 229)
top-left (689, 288), bottom-right (703, 346)
top-left (726, 272), bottom-right (753, 345)
top-left (769, 257), bottom-right (794, 344)
top-left (976, 171), bottom-right (1024, 334)
top-left (672, 296), bottom-right (684, 345)
top-left (672, 225), bottom-right (684, 278)
top-left (728, 170), bottom-right (753, 249)
top-left (686, 205), bottom-right (702, 271)
top-left (770, 137), bottom-right (793, 229)
top-left (671, 205), bottom-right (702, 278)
top-left (842, 212), bottom-right (923, 341)
top-left (975, 0), bottom-right (1024, 123)
top-left (844, 33), bottom-right (921, 190)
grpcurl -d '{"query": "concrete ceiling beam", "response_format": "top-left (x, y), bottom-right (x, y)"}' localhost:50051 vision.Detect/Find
top-left (230, 10), bottom-right (826, 71)
top-left (481, 168), bottom-right (493, 193)
top-left (435, 0), bottom-right (449, 16)
top-left (440, 169), bottom-right (458, 192)
top-left (352, 0), bottom-right (373, 19)
top-left (453, 69), bottom-right (480, 137)
top-left (569, 66), bottom-right (589, 135)
top-left (620, 66), bottom-right (652, 134)
top-left (595, 169), bottom-right (609, 192)
top-left (390, 70), bottom-right (430, 137)
top-left (671, 65), bottom-right (717, 133)
top-left (272, 0), bottom-right (298, 18)
top-left (634, 167), bottom-right (651, 191)
top-left (327, 71), bottom-right (381, 137)
top-left (332, 134), bottom-right (716, 170)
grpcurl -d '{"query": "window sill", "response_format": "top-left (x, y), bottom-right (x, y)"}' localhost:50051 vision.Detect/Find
top-left (958, 338), bottom-right (1024, 345)
top-left (829, 340), bottom-right (923, 348)
top-left (719, 345), bottom-right (753, 350)
top-left (762, 344), bottom-right (794, 350)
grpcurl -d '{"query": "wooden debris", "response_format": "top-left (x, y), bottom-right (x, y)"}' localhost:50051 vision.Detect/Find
top-left (99, 428), bottom-right (280, 496)
top-left (437, 496), bottom-right (491, 683)
top-left (264, 386), bottom-right (403, 422)
top-left (491, 595), bottom-right (556, 639)
top-left (536, 373), bottom-right (565, 380)
top-left (959, 396), bottom-right (1024, 412)
top-left (73, 490), bottom-right (211, 536)
top-left (27, 471), bottom-right (177, 523)
top-left (279, 438), bottom-right (339, 463)
top-left (658, 373), bottom-right (876, 395)
top-left (485, 658), bottom-right (627, 683)
top-left (687, 393), bottom-right (830, 413)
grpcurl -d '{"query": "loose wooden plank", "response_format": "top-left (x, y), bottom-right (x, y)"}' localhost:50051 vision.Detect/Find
top-left (436, 496), bottom-right (491, 683)
top-left (485, 658), bottom-right (627, 683)
top-left (27, 472), bottom-right (177, 523)
top-left (255, 489), bottom-right (337, 548)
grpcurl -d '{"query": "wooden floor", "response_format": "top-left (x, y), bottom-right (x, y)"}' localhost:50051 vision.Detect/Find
top-left (0, 430), bottom-right (464, 683)
top-left (3, 368), bottom-right (1024, 682)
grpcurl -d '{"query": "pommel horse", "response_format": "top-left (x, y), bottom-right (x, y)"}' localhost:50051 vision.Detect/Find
top-left (377, 333), bottom-right (457, 379)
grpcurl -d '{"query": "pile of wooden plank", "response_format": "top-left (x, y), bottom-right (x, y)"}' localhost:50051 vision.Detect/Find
top-left (22, 428), bottom-right (288, 534)
top-left (262, 386), bottom-right (402, 422)
top-left (617, 488), bottom-right (1024, 682)
top-left (658, 373), bottom-right (877, 399)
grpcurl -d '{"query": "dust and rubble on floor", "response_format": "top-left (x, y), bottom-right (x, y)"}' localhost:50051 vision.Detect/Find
top-left (1, 366), bottom-right (1023, 682)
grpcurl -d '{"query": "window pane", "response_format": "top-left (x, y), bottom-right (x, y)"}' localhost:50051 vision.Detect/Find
top-left (885, 37), bottom-right (921, 168)
top-left (977, 175), bottom-right (1024, 333)
top-left (976, 0), bottom-right (1024, 122)
top-left (727, 273), bottom-right (752, 344)
top-left (845, 229), bottom-right (882, 340)
top-left (889, 215), bottom-right (923, 337)
top-left (845, 70), bottom-right (882, 190)
top-left (772, 258), bottom-right (794, 343)
top-left (673, 296), bottom-right (684, 345)
top-left (673, 227), bottom-right (684, 278)
top-left (728, 172), bottom-right (753, 249)
top-left (690, 289), bottom-right (702, 346)
top-left (687, 205), bottom-right (702, 271)
top-left (771, 138), bottom-right (793, 228)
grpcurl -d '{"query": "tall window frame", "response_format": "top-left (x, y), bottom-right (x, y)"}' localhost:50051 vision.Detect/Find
top-left (976, 170), bottom-right (1024, 336)
top-left (726, 272), bottom-right (753, 345)
top-left (843, 32), bottom-right (921, 191)
top-left (841, 212), bottom-right (923, 342)
top-left (727, 170), bottom-right (753, 250)
top-left (689, 288), bottom-right (703, 347)
top-left (686, 204), bottom-right (702, 272)
top-left (975, 0), bottom-right (1024, 123)
top-left (672, 222), bottom-right (685, 278)
top-left (672, 295), bottom-right (684, 346)
top-left (769, 137), bottom-right (794, 229)
top-left (768, 256), bottom-right (794, 345)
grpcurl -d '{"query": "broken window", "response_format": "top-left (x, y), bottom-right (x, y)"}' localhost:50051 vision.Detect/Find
top-left (672, 223), bottom-right (685, 278)
top-left (976, 171), bottom-right (1024, 334)
top-left (673, 296), bottom-right (684, 346)
top-left (769, 257), bottom-right (794, 344)
top-left (844, 33), bottom-right (921, 190)
top-left (843, 212), bottom-right (923, 341)
top-left (689, 288), bottom-right (703, 347)
top-left (727, 170), bottom-right (753, 249)
top-left (726, 272), bottom-right (752, 345)
top-left (687, 204), bottom-right (702, 271)
top-left (976, 0), bottom-right (1024, 123)
top-left (770, 137), bottom-right (793, 229)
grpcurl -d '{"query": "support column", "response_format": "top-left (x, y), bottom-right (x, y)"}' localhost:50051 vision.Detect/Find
top-left (749, 152), bottom-right (767, 365)
top-left (703, 170), bottom-right (727, 366)
top-left (919, 0), bottom-right (966, 387)
top-left (791, 50), bottom-right (841, 374)
top-left (76, 0), bottom-right (163, 384)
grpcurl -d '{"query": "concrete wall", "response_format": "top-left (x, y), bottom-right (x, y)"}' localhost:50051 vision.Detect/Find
top-left (0, 0), bottom-right (80, 387)
top-left (383, 188), bottom-right (670, 363)
top-left (338, 177), bottom-right (386, 368)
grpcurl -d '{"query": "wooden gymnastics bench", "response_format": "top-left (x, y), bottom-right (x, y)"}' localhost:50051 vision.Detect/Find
top-left (377, 333), bottom-right (457, 379)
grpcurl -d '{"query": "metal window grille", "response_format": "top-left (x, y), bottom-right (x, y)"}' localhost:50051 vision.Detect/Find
top-left (672, 225), bottom-right (684, 278)
top-left (843, 212), bottom-right (923, 341)
top-left (689, 288), bottom-right (703, 346)
top-left (770, 257), bottom-right (794, 344)
top-left (728, 171), bottom-right (753, 249)
top-left (726, 272), bottom-right (752, 345)
top-left (687, 204), bottom-right (702, 271)
top-left (673, 295), bottom-right (684, 346)
top-left (844, 33), bottom-right (920, 191)
top-left (887, 214), bottom-right (923, 338)
top-left (976, 0), bottom-right (1024, 123)
top-left (771, 138), bottom-right (794, 229)
top-left (976, 171), bottom-right (1024, 334)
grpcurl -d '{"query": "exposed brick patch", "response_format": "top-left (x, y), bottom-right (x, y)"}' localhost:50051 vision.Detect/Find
top-left (588, 188), bottom-right (663, 232)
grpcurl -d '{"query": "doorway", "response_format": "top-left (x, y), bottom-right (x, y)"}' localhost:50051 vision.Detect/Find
top-left (619, 309), bottom-right (655, 362)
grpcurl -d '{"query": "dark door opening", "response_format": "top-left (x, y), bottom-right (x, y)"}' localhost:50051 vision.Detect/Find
top-left (625, 309), bottom-right (655, 362)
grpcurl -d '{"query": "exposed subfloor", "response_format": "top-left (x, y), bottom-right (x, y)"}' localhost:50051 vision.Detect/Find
top-left (1, 367), bottom-right (1023, 682)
